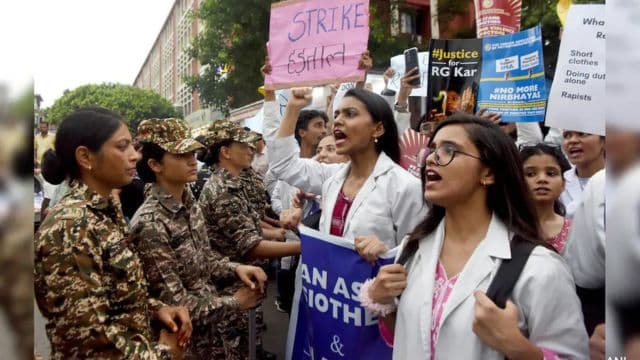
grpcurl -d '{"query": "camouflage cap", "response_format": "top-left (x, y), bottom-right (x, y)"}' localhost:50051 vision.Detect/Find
top-left (136, 118), bottom-right (204, 154)
top-left (204, 120), bottom-right (258, 148)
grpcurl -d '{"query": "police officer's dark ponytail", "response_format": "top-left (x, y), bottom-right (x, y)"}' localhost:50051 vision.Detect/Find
top-left (137, 142), bottom-right (166, 183)
top-left (41, 106), bottom-right (124, 184)
top-left (41, 149), bottom-right (65, 185)
top-left (202, 139), bottom-right (234, 166)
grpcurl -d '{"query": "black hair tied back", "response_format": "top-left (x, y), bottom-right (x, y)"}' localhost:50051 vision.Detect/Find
top-left (41, 149), bottom-right (66, 185)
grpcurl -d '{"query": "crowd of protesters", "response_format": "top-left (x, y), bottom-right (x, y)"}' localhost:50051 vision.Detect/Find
top-left (31, 44), bottom-right (640, 360)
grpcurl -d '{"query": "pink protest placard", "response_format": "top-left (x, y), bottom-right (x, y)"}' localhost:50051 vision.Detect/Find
top-left (265, 0), bottom-right (370, 90)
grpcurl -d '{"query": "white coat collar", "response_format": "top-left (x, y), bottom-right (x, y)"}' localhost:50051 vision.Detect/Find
top-left (330, 151), bottom-right (396, 184)
top-left (322, 152), bottom-right (397, 236)
top-left (416, 214), bottom-right (512, 329)
top-left (416, 213), bottom-right (512, 262)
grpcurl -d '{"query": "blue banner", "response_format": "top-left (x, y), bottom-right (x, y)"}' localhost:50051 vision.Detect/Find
top-left (477, 25), bottom-right (547, 122)
top-left (286, 227), bottom-right (396, 360)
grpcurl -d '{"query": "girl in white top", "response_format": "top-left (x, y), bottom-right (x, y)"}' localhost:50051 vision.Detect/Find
top-left (559, 130), bottom-right (605, 217)
top-left (367, 114), bottom-right (589, 359)
top-left (269, 87), bottom-right (426, 260)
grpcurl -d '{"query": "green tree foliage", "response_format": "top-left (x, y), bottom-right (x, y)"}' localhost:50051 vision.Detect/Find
top-left (46, 83), bottom-right (180, 132)
top-left (368, 0), bottom-right (428, 67)
top-left (186, 0), bottom-right (275, 116)
top-left (521, 0), bottom-right (604, 79)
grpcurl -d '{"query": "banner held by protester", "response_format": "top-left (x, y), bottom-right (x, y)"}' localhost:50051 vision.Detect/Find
top-left (426, 38), bottom-right (482, 127)
top-left (286, 226), bottom-right (396, 360)
top-left (266, 0), bottom-right (371, 90)
top-left (546, 4), bottom-right (605, 135)
top-left (473, 0), bottom-right (522, 37)
top-left (477, 25), bottom-right (547, 123)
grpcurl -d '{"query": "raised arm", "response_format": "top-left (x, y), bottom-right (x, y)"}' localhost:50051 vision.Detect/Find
top-left (270, 88), bottom-right (342, 194)
top-left (394, 67), bottom-right (421, 136)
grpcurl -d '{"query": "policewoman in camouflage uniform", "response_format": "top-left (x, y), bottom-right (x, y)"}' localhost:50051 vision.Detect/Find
top-left (130, 118), bottom-right (267, 359)
top-left (198, 120), bottom-right (302, 359)
top-left (198, 120), bottom-right (301, 262)
top-left (34, 107), bottom-right (192, 359)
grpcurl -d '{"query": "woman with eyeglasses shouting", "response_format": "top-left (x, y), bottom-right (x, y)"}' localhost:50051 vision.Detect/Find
top-left (363, 114), bottom-right (588, 359)
top-left (519, 143), bottom-right (573, 252)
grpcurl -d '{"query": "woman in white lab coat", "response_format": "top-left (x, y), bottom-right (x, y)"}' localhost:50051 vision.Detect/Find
top-left (365, 114), bottom-right (589, 359)
top-left (268, 87), bottom-right (427, 259)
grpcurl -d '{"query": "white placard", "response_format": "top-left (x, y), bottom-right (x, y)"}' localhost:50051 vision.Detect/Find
top-left (520, 51), bottom-right (539, 71)
top-left (546, 4), bottom-right (605, 135)
top-left (607, 0), bottom-right (640, 131)
top-left (386, 52), bottom-right (429, 97)
top-left (496, 55), bottom-right (519, 72)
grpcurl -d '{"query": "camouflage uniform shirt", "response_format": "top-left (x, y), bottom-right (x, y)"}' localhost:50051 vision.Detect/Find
top-left (198, 166), bottom-right (264, 263)
top-left (34, 180), bottom-right (168, 359)
top-left (239, 168), bottom-right (272, 219)
top-left (130, 183), bottom-right (242, 359)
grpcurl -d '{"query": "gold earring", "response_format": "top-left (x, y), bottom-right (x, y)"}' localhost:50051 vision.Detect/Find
top-left (374, 138), bottom-right (378, 143)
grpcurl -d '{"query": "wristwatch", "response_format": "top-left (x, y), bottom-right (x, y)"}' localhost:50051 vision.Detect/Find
top-left (394, 103), bottom-right (409, 113)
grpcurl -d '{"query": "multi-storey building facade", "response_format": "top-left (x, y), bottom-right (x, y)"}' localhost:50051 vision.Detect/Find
top-left (134, 0), bottom-right (218, 129)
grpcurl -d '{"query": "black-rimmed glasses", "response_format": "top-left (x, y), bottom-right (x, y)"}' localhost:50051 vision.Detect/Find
top-left (428, 144), bottom-right (482, 167)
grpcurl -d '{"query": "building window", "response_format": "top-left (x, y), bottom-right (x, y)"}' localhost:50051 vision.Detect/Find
top-left (177, 84), bottom-right (193, 116)
top-left (151, 50), bottom-right (161, 94)
top-left (400, 10), bottom-right (417, 35)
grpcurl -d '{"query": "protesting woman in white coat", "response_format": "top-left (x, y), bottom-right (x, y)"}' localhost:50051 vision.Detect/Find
top-left (268, 87), bottom-right (426, 260)
top-left (365, 114), bottom-right (589, 359)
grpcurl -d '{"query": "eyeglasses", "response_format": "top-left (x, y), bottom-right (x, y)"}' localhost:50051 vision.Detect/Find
top-left (427, 144), bottom-right (482, 167)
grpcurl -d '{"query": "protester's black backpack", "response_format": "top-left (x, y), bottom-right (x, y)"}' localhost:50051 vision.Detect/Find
top-left (486, 238), bottom-right (537, 309)
top-left (398, 234), bottom-right (537, 308)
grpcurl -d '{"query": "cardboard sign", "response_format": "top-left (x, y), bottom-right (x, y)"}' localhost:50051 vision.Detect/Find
top-left (546, 5), bottom-right (605, 135)
top-left (266, 0), bottom-right (370, 90)
top-left (477, 26), bottom-right (547, 123)
top-left (474, 0), bottom-right (522, 37)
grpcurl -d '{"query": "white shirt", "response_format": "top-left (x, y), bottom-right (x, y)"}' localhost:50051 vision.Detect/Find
top-left (393, 216), bottom-right (589, 359)
top-left (560, 167), bottom-right (589, 218)
top-left (515, 122), bottom-right (563, 147)
top-left (268, 135), bottom-right (426, 248)
top-left (606, 163), bottom-right (640, 355)
top-left (251, 147), bottom-right (269, 177)
top-left (562, 169), bottom-right (605, 289)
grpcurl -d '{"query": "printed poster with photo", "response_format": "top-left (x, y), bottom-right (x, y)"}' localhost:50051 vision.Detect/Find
top-left (477, 25), bottom-right (547, 122)
top-left (426, 38), bottom-right (483, 125)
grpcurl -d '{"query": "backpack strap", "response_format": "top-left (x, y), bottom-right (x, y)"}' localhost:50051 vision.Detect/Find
top-left (486, 238), bottom-right (537, 309)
